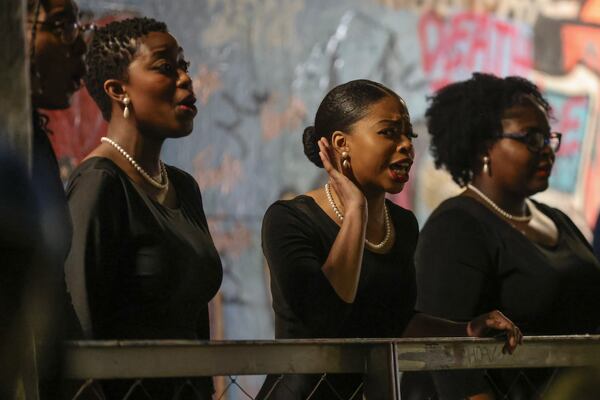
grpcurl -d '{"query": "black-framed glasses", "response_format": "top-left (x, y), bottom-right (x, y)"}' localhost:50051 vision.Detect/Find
top-left (499, 129), bottom-right (562, 153)
top-left (29, 19), bottom-right (96, 45)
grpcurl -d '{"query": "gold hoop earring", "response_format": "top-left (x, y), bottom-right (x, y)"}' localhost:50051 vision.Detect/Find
top-left (123, 96), bottom-right (131, 119)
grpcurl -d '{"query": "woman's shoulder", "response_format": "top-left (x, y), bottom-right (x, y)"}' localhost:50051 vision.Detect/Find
top-left (164, 163), bottom-right (201, 193)
top-left (67, 157), bottom-right (125, 190)
top-left (420, 195), bottom-right (500, 239)
top-left (428, 195), bottom-right (494, 222)
top-left (530, 199), bottom-right (589, 240)
top-left (70, 158), bottom-right (193, 183)
top-left (265, 195), bottom-right (321, 222)
top-left (263, 195), bottom-right (337, 237)
top-left (164, 163), bottom-right (192, 181)
top-left (530, 199), bottom-right (567, 221)
top-left (66, 158), bottom-right (129, 212)
top-left (266, 196), bottom-right (419, 227)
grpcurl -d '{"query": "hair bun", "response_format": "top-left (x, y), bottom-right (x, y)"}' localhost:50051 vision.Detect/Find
top-left (302, 126), bottom-right (323, 168)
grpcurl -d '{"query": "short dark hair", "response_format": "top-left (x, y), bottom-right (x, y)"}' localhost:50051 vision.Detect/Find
top-left (302, 79), bottom-right (400, 168)
top-left (84, 17), bottom-right (168, 120)
top-left (27, 0), bottom-right (49, 14)
top-left (425, 72), bottom-right (551, 186)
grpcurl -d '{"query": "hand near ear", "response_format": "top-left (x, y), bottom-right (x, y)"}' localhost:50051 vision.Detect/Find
top-left (318, 137), bottom-right (366, 215)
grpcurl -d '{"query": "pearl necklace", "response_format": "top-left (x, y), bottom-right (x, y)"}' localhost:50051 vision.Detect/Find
top-left (324, 183), bottom-right (392, 249)
top-left (101, 137), bottom-right (169, 191)
top-left (466, 184), bottom-right (531, 222)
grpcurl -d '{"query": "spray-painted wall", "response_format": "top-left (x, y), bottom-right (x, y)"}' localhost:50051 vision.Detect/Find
top-left (46, 0), bottom-right (600, 395)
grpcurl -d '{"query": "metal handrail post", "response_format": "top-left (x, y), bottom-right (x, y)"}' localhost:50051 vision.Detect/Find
top-left (364, 343), bottom-right (399, 400)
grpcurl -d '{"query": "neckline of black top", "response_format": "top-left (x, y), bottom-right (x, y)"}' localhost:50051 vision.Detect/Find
top-left (294, 194), bottom-right (397, 255)
top-left (457, 194), bottom-right (563, 251)
top-left (78, 156), bottom-right (183, 212)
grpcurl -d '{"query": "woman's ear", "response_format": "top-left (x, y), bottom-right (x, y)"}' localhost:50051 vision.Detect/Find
top-left (331, 130), bottom-right (348, 155)
top-left (103, 79), bottom-right (127, 103)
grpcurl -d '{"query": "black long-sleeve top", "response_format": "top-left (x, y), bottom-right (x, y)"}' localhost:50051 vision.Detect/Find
top-left (416, 195), bottom-right (600, 399)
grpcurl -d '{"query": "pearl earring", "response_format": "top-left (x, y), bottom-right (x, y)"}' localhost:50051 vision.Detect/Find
top-left (123, 96), bottom-right (131, 119)
top-left (483, 156), bottom-right (490, 175)
top-left (341, 151), bottom-right (350, 169)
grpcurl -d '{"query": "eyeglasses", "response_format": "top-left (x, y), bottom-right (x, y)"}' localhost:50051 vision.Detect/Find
top-left (30, 19), bottom-right (96, 45)
top-left (499, 129), bottom-right (562, 153)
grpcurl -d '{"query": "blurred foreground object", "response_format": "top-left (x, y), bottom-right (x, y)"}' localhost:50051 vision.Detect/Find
top-left (545, 368), bottom-right (600, 400)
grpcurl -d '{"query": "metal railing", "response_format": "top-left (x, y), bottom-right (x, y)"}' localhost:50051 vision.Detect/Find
top-left (62, 335), bottom-right (600, 399)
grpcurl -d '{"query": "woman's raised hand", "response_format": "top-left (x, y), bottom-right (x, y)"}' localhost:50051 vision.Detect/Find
top-left (318, 137), bottom-right (366, 215)
top-left (467, 310), bottom-right (523, 354)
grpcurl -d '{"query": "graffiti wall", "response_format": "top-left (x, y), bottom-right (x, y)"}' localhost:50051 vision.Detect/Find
top-left (45, 0), bottom-right (600, 396)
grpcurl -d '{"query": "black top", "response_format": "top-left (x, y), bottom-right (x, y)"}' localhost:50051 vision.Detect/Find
top-left (257, 195), bottom-right (417, 399)
top-left (415, 195), bottom-right (600, 399)
top-left (0, 143), bottom-right (39, 375)
top-left (65, 157), bottom-right (222, 339)
top-left (31, 120), bottom-right (83, 400)
top-left (33, 117), bottom-right (72, 286)
top-left (65, 157), bottom-right (222, 399)
top-left (32, 121), bottom-right (82, 338)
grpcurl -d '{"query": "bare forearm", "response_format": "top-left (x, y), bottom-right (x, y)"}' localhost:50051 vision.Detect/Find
top-left (321, 207), bottom-right (366, 303)
top-left (403, 312), bottom-right (468, 337)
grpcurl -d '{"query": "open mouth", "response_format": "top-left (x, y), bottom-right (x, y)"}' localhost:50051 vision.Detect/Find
top-left (177, 95), bottom-right (198, 115)
top-left (534, 164), bottom-right (552, 177)
top-left (389, 159), bottom-right (412, 182)
top-left (533, 156), bottom-right (554, 177)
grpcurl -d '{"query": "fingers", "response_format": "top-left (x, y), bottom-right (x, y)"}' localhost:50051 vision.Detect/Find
top-left (318, 138), bottom-right (336, 175)
top-left (485, 311), bottom-right (521, 355)
top-left (318, 137), bottom-right (352, 178)
top-left (470, 311), bottom-right (523, 355)
top-left (318, 138), bottom-right (350, 191)
top-left (318, 137), bottom-right (366, 212)
top-left (500, 329), bottom-right (519, 355)
top-left (512, 325), bottom-right (523, 349)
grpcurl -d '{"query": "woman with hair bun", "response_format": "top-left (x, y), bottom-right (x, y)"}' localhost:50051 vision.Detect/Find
top-left (256, 79), bottom-right (522, 399)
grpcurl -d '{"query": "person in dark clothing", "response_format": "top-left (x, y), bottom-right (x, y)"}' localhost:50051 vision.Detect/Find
top-left (28, 0), bottom-right (87, 336)
top-left (0, 143), bottom-right (41, 399)
top-left (256, 79), bottom-right (523, 400)
top-left (22, 0), bottom-right (89, 398)
top-left (64, 18), bottom-right (222, 399)
top-left (417, 72), bottom-right (600, 400)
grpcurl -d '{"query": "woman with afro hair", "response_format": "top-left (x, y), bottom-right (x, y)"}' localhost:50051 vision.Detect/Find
top-left (64, 17), bottom-right (222, 399)
top-left (416, 72), bottom-right (600, 399)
